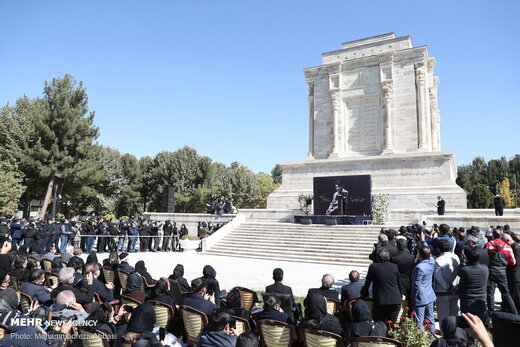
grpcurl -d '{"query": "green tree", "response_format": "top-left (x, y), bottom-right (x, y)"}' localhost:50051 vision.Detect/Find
top-left (271, 164), bottom-right (282, 184)
top-left (0, 161), bottom-right (24, 215)
top-left (252, 173), bottom-right (280, 208)
top-left (468, 184), bottom-right (493, 208)
top-left (221, 162), bottom-right (260, 208)
top-left (496, 178), bottom-right (514, 208)
top-left (22, 74), bottom-right (99, 218)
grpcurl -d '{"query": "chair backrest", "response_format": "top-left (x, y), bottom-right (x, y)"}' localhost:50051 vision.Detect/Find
top-left (301, 328), bottom-right (344, 347)
top-left (326, 298), bottom-right (339, 316)
top-left (257, 319), bottom-right (297, 347)
top-left (355, 336), bottom-right (403, 347)
top-left (235, 286), bottom-right (259, 311)
top-left (102, 266), bottom-right (116, 285)
top-left (47, 273), bottom-right (59, 289)
top-left (42, 258), bottom-right (52, 272)
top-left (148, 300), bottom-right (174, 329)
top-left (180, 305), bottom-right (208, 344)
top-left (19, 291), bottom-right (34, 313)
top-left (120, 294), bottom-right (142, 308)
top-left (231, 315), bottom-right (251, 336)
top-left (79, 327), bottom-right (109, 347)
top-left (118, 269), bottom-right (130, 290)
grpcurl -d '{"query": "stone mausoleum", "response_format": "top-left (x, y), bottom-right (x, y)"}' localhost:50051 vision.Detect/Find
top-left (267, 33), bottom-right (467, 212)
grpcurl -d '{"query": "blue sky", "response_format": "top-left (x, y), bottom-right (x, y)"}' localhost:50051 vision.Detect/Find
top-left (1, 0), bottom-right (519, 174)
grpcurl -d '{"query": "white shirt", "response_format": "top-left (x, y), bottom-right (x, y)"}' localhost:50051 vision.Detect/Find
top-left (434, 251), bottom-right (460, 293)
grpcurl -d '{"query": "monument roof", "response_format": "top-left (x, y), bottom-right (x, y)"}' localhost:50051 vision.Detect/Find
top-left (340, 32), bottom-right (397, 49)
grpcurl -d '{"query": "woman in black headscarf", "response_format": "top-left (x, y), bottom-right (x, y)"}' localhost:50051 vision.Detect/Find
top-left (298, 294), bottom-right (343, 335)
top-left (344, 299), bottom-right (387, 343)
top-left (50, 257), bottom-right (63, 276)
top-left (135, 260), bottom-right (157, 287)
top-left (0, 288), bottom-right (23, 327)
top-left (202, 265), bottom-right (220, 307)
top-left (149, 278), bottom-right (175, 307)
top-left (125, 271), bottom-right (148, 304)
top-left (168, 264), bottom-right (190, 294)
top-left (86, 302), bottom-right (117, 339)
top-left (430, 316), bottom-right (470, 347)
top-left (86, 251), bottom-right (99, 265)
top-left (122, 303), bottom-right (162, 347)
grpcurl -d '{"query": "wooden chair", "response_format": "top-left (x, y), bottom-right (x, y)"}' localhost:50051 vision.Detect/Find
top-left (180, 305), bottom-right (208, 345)
top-left (147, 300), bottom-right (174, 329)
top-left (234, 286), bottom-right (259, 311)
top-left (47, 273), bottom-right (59, 289)
top-left (19, 291), bottom-right (34, 313)
top-left (79, 327), bottom-right (111, 347)
top-left (231, 315), bottom-right (251, 336)
top-left (139, 274), bottom-right (155, 292)
top-left (120, 294), bottom-right (142, 308)
top-left (300, 328), bottom-right (345, 347)
top-left (326, 298), bottom-right (339, 316)
top-left (355, 336), bottom-right (403, 347)
top-left (102, 266), bottom-right (117, 285)
top-left (117, 269), bottom-right (130, 291)
top-left (257, 319), bottom-right (297, 347)
top-left (42, 258), bottom-right (52, 272)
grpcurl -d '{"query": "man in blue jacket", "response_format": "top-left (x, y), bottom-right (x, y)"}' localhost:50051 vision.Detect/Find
top-left (411, 246), bottom-right (436, 332)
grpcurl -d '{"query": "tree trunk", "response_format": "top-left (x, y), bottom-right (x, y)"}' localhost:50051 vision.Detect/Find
top-left (39, 176), bottom-right (55, 219)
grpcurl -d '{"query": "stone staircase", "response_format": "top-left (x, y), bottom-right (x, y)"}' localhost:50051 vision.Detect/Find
top-left (204, 221), bottom-right (384, 266)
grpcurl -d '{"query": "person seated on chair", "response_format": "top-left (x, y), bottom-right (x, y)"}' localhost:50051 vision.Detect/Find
top-left (52, 290), bottom-right (89, 321)
top-left (122, 303), bottom-right (163, 347)
top-left (50, 256), bottom-right (64, 276)
top-left (67, 256), bottom-right (86, 287)
top-left (42, 244), bottom-right (57, 262)
top-left (50, 267), bottom-right (94, 306)
top-left (148, 278), bottom-right (174, 308)
top-left (430, 316), bottom-right (470, 347)
top-left (117, 252), bottom-right (135, 273)
top-left (343, 299), bottom-right (387, 344)
top-left (340, 270), bottom-right (363, 306)
top-left (168, 264), bottom-right (190, 294)
top-left (183, 277), bottom-right (217, 316)
top-left (85, 262), bottom-right (114, 303)
top-left (253, 293), bottom-right (294, 325)
top-left (266, 268), bottom-right (295, 304)
top-left (135, 260), bottom-right (157, 288)
top-left (60, 244), bottom-right (75, 264)
top-left (303, 274), bottom-right (339, 316)
top-left (86, 302), bottom-right (117, 339)
top-left (236, 332), bottom-right (259, 347)
top-left (125, 271), bottom-right (148, 304)
top-left (298, 293), bottom-right (342, 336)
top-left (199, 308), bottom-right (238, 347)
top-left (20, 269), bottom-right (52, 306)
top-left (202, 265), bottom-right (221, 307)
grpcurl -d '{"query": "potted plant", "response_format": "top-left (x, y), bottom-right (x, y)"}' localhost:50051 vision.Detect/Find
top-left (388, 308), bottom-right (434, 347)
top-left (298, 194), bottom-right (313, 215)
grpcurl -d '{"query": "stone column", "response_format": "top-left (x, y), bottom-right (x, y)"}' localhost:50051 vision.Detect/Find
top-left (307, 81), bottom-right (315, 159)
top-left (381, 81), bottom-right (394, 153)
top-left (429, 85), bottom-right (440, 151)
top-left (415, 63), bottom-right (428, 150)
top-left (328, 63), bottom-right (342, 158)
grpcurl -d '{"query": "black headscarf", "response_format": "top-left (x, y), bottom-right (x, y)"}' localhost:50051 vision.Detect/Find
top-left (172, 264), bottom-right (184, 279)
top-left (351, 299), bottom-right (373, 322)
top-left (438, 316), bottom-right (469, 346)
top-left (0, 254), bottom-right (12, 273)
top-left (135, 261), bottom-right (147, 276)
top-left (202, 265), bottom-right (216, 279)
top-left (0, 268), bottom-right (8, 285)
top-left (51, 257), bottom-right (63, 269)
top-left (0, 288), bottom-right (19, 313)
top-left (306, 294), bottom-right (327, 319)
top-left (127, 272), bottom-right (142, 293)
top-left (153, 279), bottom-right (170, 298)
top-left (86, 251), bottom-right (98, 264)
top-left (127, 303), bottom-right (156, 333)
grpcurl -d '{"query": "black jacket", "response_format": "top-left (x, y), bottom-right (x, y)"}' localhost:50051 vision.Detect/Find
top-left (50, 282), bottom-right (95, 305)
top-left (458, 262), bottom-right (489, 316)
top-left (182, 292), bottom-right (217, 316)
top-left (361, 262), bottom-right (403, 305)
top-left (340, 282), bottom-right (363, 305)
top-left (254, 307), bottom-right (294, 325)
top-left (507, 242), bottom-right (520, 283)
top-left (304, 287), bottom-right (339, 309)
top-left (266, 282), bottom-right (295, 304)
top-left (390, 250), bottom-right (416, 297)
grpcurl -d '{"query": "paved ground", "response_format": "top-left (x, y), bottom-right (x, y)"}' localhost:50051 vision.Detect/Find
top-left (89, 250), bottom-right (368, 297)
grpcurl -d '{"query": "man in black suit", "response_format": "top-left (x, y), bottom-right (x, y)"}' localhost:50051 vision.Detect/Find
top-left (266, 268), bottom-right (295, 304)
top-left (117, 252), bottom-right (135, 273)
top-left (494, 193), bottom-right (505, 216)
top-left (20, 269), bottom-right (52, 306)
top-left (361, 248), bottom-right (405, 323)
top-left (437, 196), bottom-right (446, 215)
top-left (390, 238), bottom-right (416, 298)
top-left (304, 274), bottom-right (339, 315)
top-left (340, 270), bottom-right (363, 306)
top-left (458, 246), bottom-right (489, 325)
top-left (253, 294), bottom-right (294, 325)
top-left (183, 277), bottom-right (217, 316)
top-left (50, 267), bottom-right (95, 305)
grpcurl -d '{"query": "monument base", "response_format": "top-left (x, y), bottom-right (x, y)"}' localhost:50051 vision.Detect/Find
top-left (294, 215), bottom-right (371, 225)
top-left (267, 151), bottom-right (467, 212)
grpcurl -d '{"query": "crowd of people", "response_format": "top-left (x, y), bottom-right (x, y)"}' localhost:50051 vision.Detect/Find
top-left (0, 218), bottom-right (518, 346)
top-left (0, 216), bottom-right (232, 255)
top-left (206, 195), bottom-right (237, 215)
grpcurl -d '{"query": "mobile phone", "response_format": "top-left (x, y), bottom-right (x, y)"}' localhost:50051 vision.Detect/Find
top-left (159, 327), bottom-right (165, 341)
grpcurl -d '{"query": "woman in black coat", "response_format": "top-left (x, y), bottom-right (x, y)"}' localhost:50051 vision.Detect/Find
top-left (148, 278), bottom-right (175, 308)
top-left (122, 304), bottom-right (162, 347)
top-left (343, 299), bottom-right (387, 344)
top-left (298, 294), bottom-right (343, 336)
top-left (168, 264), bottom-right (190, 294)
top-left (202, 265), bottom-right (221, 307)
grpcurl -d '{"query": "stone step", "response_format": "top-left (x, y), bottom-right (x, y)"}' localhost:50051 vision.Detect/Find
top-left (228, 231), bottom-right (377, 241)
top-left (205, 249), bottom-right (372, 266)
top-left (219, 237), bottom-right (375, 250)
top-left (238, 224), bottom-right (383, 232)
top-left (212, 244), bottom-right (370, 259)
top-left (233, 228), bottom-right (380, 236)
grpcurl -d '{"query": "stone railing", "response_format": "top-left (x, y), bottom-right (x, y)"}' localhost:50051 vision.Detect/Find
top-left (142, 212), bottom-right (236, 237)
top-left (201, 213), bottom-right (246, 252)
